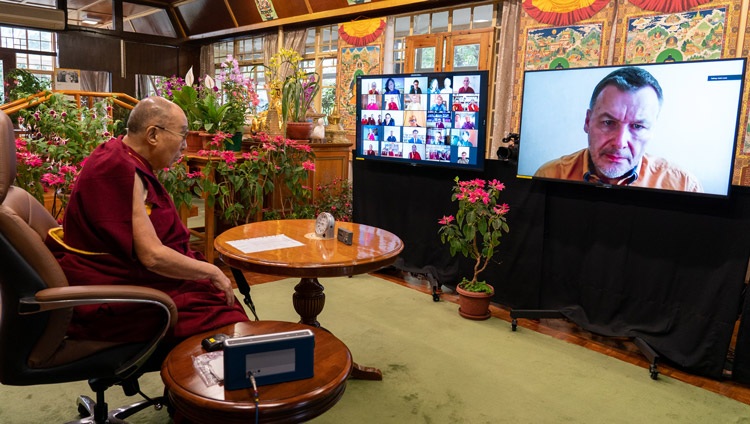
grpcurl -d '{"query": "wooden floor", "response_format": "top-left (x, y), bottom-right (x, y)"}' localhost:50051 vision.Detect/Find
top-left (218, 260), bottom-right (750, 407)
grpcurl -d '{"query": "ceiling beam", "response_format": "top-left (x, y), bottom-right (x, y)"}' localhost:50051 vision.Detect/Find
top-left (186, 0), bottom-right (436, 41)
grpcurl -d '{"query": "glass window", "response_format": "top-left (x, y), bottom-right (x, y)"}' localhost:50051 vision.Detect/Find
top-left (320, 58), bottom-right (337, 116)
top-left (394, 17), bottom-right (411, 38)
top-left (452, 8), bottom-right (472, 31)
top-left (321, 26), bottom-right (338, 54)
top-left (473, 5), bottom-right (494, 28)
top-left (453, 44), bottom-right (480, 71)
top-left (432, 11), bottom-right (449, 33)
top-left (414, 14), bottom-right (430, 35)
top-left (305, 29), bottom-right (316, 55)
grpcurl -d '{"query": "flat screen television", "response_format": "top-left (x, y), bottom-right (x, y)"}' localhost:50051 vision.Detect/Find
top-left (517, 58), bottom-right (747, 197)
top-left (354, 70), bottom-right (489, 171)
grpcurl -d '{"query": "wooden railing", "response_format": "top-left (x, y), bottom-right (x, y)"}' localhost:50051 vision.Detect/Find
top-left (0, 90), bottom-right (139, 116)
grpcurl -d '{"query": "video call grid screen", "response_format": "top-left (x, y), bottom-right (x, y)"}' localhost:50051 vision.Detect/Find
top-left (356, 72), bottom-right (488, 170)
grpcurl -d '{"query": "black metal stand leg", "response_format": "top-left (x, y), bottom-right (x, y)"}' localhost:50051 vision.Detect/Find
top-left (633, 337), bottom-right (660, 380)
top-left (509, 309), bottom-right (566, 331)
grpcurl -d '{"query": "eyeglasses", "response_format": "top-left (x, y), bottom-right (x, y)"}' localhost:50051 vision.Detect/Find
top-left (154, 125), bottom-right (188, 141)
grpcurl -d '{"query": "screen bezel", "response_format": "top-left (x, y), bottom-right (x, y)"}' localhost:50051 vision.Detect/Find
top-left (354, 70), bottom-right (489, 172)
top-left (516, 58), bottom-right (747, 198)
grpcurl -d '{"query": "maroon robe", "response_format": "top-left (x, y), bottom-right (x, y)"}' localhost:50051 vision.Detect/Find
top-left (46, 137), bottom-right (249, 342)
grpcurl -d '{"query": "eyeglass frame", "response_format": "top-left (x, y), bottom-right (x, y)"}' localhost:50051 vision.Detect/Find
top-left (153, 125), bottom-right (188, 141)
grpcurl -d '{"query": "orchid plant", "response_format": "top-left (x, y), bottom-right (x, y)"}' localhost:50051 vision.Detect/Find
top-left (438, 177), bottom-right (510, 293)
top-left (216, 54), bottom-right (259, 133)
top-left (264, 48), bottom-right (320, 123)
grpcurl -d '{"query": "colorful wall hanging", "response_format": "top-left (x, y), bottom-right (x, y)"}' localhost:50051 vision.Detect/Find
top-left (338, 19), bottom-right (386, 47)
top-left (338, 46), bottom-right (382, 132)
top-left (255, 0), bottom-right (278, 21)
top-left (524, 24), bottom-right (604, 70)
top-left (627, 0), bottom-right (712, 12)
top-left (732, 16), bottom-right (750, 185)
top-left (522, 0), bottom-right (611, 26)
top-left (622, 7), bottom-right (727, 64)
top-left (511, 0), bottom-right (615, 132)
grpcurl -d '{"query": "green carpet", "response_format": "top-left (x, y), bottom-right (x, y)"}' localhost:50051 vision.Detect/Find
top-left (1, 274), bottom-right (749, 423)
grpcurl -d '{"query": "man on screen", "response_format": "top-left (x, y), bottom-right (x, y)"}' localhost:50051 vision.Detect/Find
top-left (534, 66), bottom-right (702, 192)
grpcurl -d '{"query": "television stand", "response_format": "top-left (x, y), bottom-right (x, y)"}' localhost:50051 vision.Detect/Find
top-left (510, 309), bottom-right (661, 380)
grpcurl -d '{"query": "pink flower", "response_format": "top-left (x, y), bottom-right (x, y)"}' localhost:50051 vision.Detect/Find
top-left (494, 203), bottom-right (510, 215)
top-left (221, 151), bottom-right (237, 164)
top-left (302, 160), bottom-right (315, 171)
top-left (438, 215), bottom-right (455, 225)
top-left (40, 173), bottom-right (66, 187)
top-left (488, 179), bottom-right (505, 191)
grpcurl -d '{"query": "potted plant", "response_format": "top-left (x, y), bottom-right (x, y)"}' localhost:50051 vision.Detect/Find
top-left (155, 68), bottom-right (203, 152)
top-left (216, 54), bottom-right (259, 150)
top-left (14, 93), bottom-right (121, 220)
top-left (265, 48), bottom-right (320, 139)
top-left (438, 177), bottom-right (510, 320)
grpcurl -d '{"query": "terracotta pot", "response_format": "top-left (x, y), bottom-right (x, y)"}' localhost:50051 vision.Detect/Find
top-left (456, 284), bottom-right (494, 320)
top-left (185, 130), bottom-right (203, 153)
top-left (285, 121), bottom-right (313, 140)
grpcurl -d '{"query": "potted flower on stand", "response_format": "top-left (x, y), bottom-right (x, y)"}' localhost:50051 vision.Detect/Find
top-left (265, 48), bottom-right (320, 140)
top-left (216, 54), bottom-right (258, 150)
top-left (438, 177), bottom-right (510, 320)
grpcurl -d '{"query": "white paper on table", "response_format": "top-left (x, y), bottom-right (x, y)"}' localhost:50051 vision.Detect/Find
top-left (226, 234), bottom-right (304, 254)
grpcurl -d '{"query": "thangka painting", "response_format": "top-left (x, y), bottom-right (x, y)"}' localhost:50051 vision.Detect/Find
top-left (338, 46), bottom-right (382, 133)
top-left (511, 0), bottom-right (615, 132)
top-left (524, 24), bottom-right (604, 70)
top-left (255, 0), bottom-right (278, 21)
top-left (732, 10), bottom-right (750, 186)
top-left (623, 7), bottom-right (727, 64)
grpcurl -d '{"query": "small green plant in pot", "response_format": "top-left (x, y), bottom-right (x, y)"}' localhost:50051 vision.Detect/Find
top-left (438, 177), bottom-right (510, 319)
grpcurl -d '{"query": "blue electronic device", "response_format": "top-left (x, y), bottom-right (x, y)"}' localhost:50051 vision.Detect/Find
top-left (223, 329), bottom-right (315, 390)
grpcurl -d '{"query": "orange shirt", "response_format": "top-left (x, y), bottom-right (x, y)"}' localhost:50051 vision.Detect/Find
top-left (534, 148), bottom-right (703, 192)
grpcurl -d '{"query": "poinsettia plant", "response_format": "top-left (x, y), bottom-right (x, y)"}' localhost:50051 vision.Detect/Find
top-left (438, 177), bottom-right (510, 293)
top-left (14, 93), bottom-right (120, 220)
top-left (179, 132), bottom-right (315, 226)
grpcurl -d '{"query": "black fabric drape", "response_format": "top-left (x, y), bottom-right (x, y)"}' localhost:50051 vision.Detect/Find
top-left (352, 157), bottom-right (750, 380)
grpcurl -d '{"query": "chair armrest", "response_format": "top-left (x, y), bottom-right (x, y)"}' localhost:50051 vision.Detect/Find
top-left (19, 285), bottom-right (178, 379)
top-left (27, 285), bottom-right (178, 329)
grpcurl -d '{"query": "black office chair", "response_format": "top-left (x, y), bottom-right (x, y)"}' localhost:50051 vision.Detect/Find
top-left (0, 109), bottom-right (178, 423)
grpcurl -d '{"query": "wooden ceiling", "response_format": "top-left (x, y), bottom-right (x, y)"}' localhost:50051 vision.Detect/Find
top-left (0, 0), bottom-right (452, 42)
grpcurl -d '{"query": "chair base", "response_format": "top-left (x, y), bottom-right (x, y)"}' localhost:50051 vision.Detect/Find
top-left (66, 394), bottom-right (166, 424)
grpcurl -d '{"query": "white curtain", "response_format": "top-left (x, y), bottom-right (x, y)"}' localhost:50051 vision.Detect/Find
top-left (200, 44), bottom-right (214, 79)
top-left (80, 70), bottom-right (110, 92)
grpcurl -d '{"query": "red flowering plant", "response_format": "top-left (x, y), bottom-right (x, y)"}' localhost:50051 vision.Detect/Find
top-left (184, 132), bottom-right (314, 226)
top-left (14, 93), bottom-right (119, 220)
top-left (438, 177), bottom-right (510, 293)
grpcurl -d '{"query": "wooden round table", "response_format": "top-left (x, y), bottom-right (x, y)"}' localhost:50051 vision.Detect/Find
top-left (161, 321), bottom-right (352, 424)
top-left (214, 219), bottom-right (404, 379)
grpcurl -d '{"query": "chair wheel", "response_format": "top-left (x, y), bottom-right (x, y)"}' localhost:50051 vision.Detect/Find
top-left (78, 403), bottom-right (90, 418)
top-left (511, 319), bottom-right (518, 331)
top-left (649, 364), bottom-right (659, 380)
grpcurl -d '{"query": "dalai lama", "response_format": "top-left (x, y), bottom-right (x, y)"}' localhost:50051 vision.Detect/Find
top-left (46, 96), bottom-right (249, 344)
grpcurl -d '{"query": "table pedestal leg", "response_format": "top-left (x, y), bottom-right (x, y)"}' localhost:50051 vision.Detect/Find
top-left (292, 277), bottom-right (383, 381)
top-left (293, 278), bottom-right (325, 327)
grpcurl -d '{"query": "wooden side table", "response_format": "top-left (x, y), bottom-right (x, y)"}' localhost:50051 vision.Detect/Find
top-left (214, 219), bottom-right (403, 380)
top-left (161, 320), bottom-right (352, 424)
